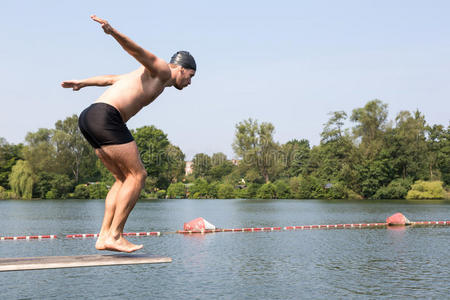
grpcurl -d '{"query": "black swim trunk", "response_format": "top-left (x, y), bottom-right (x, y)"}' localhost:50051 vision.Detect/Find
top-left (78, 103), bottom-right (134, 149)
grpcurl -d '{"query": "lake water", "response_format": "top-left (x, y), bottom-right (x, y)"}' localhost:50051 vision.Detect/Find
top-left (0, 199), bottom-right (449, 299)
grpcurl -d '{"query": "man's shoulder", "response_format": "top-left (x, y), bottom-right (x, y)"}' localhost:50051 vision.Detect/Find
top-left (140, 59), bottom-right (171, 82)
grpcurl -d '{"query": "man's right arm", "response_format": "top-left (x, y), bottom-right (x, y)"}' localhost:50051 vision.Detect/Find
top-left (90, 15), bottom-right (171, 81)
top-left (61, 75), bottom-right (120, 91)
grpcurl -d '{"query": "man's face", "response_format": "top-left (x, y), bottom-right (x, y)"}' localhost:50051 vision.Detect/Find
top-left (175, 68), bottom-right (195, 90)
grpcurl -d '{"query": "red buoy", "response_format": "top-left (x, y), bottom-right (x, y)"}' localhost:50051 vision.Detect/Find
top-left (183, 217), bottom-right (216, 232)
top-left (386, 213), bottom-right (411, 226)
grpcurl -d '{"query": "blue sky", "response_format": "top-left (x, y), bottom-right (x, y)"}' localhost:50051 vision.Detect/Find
top-left (1, 1), bottom-right (449, 159)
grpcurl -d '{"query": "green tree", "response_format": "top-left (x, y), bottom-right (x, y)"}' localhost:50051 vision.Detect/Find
top-left (350, 99), bottom-right (388, 158)
top-left (0, 138), bottom-right (23, 189)
top-left (357, 158), bottom-right (393, 198)
top-left (133, 125), bottom-right (171, 188)
top-left (233, 118), bottom-right (282, 183)
top-left (23, 128), bottom-right (57, 174)
top-left (437, 126), bottom-right (450, 185)
top-left (373, 178), bottom-right (412, 199)
top-left (209, 153), bottom-right (234, 181)
top-left (217, 183), bottom-right (235, 199)
top-left (426, 124), bottom-right (450, 185)
top-left (321, 111), bottom-right (348, 143)
top-left (167, 182), bottom-right (186, 198)
top-left (256, 182), bottom-right (276, 199)
top-left (406, 180), bottom-right (445, 199)
top-left (192, 153), bottom-right (212, 178)
top-left (9, 160), bottom-right (33, 199)
top-left (389, 110), bottom-right (428, 179)
top-left (188, 178), bottom-right (210, 198)
top-left (308, 111), bottom-right (360, 193)
top-left (211, 152), bottom-right (227, 166)
top-left (53, 115), bottom-right (95, 183)
top-left (87, 182), bottom-right (109, 199)
top-left (235, 183), bottom-right (261, 199)
top-left (73, 184), bottom-right (90, 199)
top-left (165, 144), bottom-right (186, 183)
top-left (273, 179), bottom-right (291, 199)
top-left (281, 139), bottom-right (310, 177)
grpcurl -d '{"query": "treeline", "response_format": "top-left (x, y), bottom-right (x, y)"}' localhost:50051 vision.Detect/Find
top-left (0, 99), bottom-right (449, 200)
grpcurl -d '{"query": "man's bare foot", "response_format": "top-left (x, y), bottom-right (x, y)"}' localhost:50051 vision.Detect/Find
top-left (104, 236), bottom-right (143, 253)
top-left (95, 234), bottom-right (108, 250)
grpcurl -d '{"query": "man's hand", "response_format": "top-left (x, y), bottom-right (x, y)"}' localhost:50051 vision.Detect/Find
top-left (91, 15), bottom-right (114, 34)
top-left (61, 80), bottom-right (83, 91)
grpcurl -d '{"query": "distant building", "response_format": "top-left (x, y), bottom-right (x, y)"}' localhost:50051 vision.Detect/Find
top-left (185, 161), bottom-right (193, 176)
top-left (231, 159), bottom-right (240, 166)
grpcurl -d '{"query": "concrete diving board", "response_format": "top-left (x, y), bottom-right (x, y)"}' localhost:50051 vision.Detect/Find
top-left (0, 254), bottom-right (172, 272)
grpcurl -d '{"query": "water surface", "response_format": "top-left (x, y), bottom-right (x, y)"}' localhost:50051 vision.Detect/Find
top-left (0, 199), bottom-right (449, 299)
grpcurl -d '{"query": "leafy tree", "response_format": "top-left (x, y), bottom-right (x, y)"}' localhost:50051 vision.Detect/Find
top-left (211, 152), bottom-right (227, 166)
top-left (308, 111), bottom-right (360, 192)
top-left (0, 138), bottom-right (23, 189)
top-left (426, 124), bottom-right (445, 180)
top-left (22, 128), bottom-right (57, 174)
top-left (256, 182), bottom-right (276, 199)
top-left (427, 125), bottom-right (450, 185)
top-left (33, 172), bottom-right (54, 198)
top-left (217, 183), bottom-right (235, 199)
top-left (133, 125), bottom-right (183, 189)
top-left (281, 139), bottom-right (310, 177)
top-left (273, 179), bottom-right (291, 199)
top-left (73, 184), bottom-right (90, 199)
top-left (48, 174), bottom-right (73, 198)
top-left (167, 182), bottom-right (186, 198)
top-left (373, 178), bottom-right (412, 199)
top-left (351, 99), bottom-right (388, 158)
top-left (235, 183), bottom-right (261, 199)
top-left (165, 144), bottom-right (186, 183)
top-left (321, 111), bottom-right (348, 143)
top-left (53, 115), bottom-right (95, 183)
top-left (156, 189), bottom-right (167, 199)
top-left (390, 110), bottom-right (428, 179)
top-left (209, 153), bottom-right (234, 181)
top-left (207, 181), bottom-right (219, 198)
top-left (9, 160), bottom-right (33, 199)
top-left (406, 180), bottom-right (445, 199)
top-left (323, 181), bottom-right (349, 199)
top-left (87, 182), bottom-right (109, 199)
top-left (192, 153), bottom-right (212, 178)
top-left (233, 118), bottom-right (282, 183)
top-left (188, 178), bottom-right (210, 198)
top-left (357, 158), bottom-right (393, 198)
top-left (96, 159), bottom-right (115, 186)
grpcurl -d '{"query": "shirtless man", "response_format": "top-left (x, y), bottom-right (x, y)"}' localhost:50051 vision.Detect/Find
top-left (61, 15), bottom-right (196, 253)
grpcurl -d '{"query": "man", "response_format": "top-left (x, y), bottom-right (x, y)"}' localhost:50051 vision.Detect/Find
top-left (62, 15), bottom-right (196, 253)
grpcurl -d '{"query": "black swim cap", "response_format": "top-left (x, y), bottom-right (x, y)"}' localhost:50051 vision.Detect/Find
top-left (170, 51), bottom-right (196, 71)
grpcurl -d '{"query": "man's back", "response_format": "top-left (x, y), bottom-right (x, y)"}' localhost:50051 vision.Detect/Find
top-left (96, 66), bottom-right (168, 122)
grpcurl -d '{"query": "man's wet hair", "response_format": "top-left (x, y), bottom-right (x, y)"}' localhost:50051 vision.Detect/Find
top-left (169, 51), bottom-right (196, 71)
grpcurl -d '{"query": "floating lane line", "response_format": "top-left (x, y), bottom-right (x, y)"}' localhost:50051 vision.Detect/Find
top-left (66, 231), bottom-right (161, 238)
top-left (175, 221), bottom-right (450, 234)
top-left (0, 235), bottom-right (57, 241)
top-left (3, 221), bottom-right (449, 240)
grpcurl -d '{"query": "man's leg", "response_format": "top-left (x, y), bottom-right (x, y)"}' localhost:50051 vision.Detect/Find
top-left (97, 141), bottom-right (147, 253)
top-left (94, 149), bottom-right (126, 250)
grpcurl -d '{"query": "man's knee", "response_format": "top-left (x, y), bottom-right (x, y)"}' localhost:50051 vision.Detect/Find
top-left (136, 169), bottom-right (147, 186)
top-left (114, 174), bottom-right (126, 183)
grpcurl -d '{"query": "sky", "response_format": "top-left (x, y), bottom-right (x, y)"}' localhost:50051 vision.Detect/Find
top-left (1, 1), bottom-right (449, 159)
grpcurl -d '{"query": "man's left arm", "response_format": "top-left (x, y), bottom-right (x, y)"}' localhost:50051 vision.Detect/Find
top-left (90, 15), bottom-right (171, 80)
